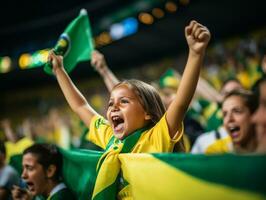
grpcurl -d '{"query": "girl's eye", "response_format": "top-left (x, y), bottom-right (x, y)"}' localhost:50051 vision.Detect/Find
top-left (108, 101), bottom-right (114, 107)
top-left (121, 99), bottom-right (129, 104)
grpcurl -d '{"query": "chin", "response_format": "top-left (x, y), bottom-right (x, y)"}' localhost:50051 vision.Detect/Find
top-left (114, 132), bottom-right (125, 140)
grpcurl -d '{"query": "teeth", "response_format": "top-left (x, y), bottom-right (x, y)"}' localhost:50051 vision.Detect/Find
top-left (229, 127), bottom-right (240, 132)
top-left (112, 116), bottom-right (119, 121)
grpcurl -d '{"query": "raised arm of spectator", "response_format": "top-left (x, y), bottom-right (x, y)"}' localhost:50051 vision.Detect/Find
top-left (91, 50), bottom-right (119, 92)
top-left (0, 119), bottom-right (18, 143)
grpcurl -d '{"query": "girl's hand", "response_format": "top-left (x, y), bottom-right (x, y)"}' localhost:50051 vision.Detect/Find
top-left (185, 20), bottom-right (211, 55)
top-left (48, 50), bottom-right (64, 74)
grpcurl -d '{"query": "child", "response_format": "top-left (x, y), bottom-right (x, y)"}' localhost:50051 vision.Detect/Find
top-left (48, 20), bottom-right (211, 199)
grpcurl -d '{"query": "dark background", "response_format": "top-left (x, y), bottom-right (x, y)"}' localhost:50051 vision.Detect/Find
top-left (0, 0), bottom-right (266, 91)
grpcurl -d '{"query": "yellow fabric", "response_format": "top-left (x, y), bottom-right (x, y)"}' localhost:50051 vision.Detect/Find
top-left (88, 114), bottom-right (183, 200)
top-left (119, 154), bottom-right (264, 200)
top-left (5, 137), bottom-right (34, 163)
top-left (205, 136), bottom-right (232, 155)
top-left (92, 140), bottom-right (123, 199)
top-left (87, 115), bottom-right (113, 150)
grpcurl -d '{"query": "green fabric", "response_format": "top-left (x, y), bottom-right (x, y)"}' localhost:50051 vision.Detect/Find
top-left (44, 9), bottom-right (94, 75)
top-left (187, 99), bottom-right (222, 131)
top-left (159, 68), bottom-right (179, 89)
top-left (153, 153), bottom-right (266, 195)
top-left (9, 154), bottom-right (23, 175)
top-left (49, 188), bottom-right (76, 200)
top-left (59, 148), bottom-right (103, 200)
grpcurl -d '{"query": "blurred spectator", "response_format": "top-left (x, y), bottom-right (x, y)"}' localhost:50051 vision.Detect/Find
top-left (252, 75), bottom-right (266, 153)
top-left (207, 89), bottom-right (257, 154)
top-left (12, 143), bottom-right (75, 200)
top-left (191, 79), bottom-right (243, 154)
top-left (0, 140), bottom-right (20, 200)
top-left (0, 119), bottom-right (33, 163)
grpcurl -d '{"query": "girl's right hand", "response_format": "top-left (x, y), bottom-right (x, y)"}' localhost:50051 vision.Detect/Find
top-left (48, 50), bottom-right (64, 74)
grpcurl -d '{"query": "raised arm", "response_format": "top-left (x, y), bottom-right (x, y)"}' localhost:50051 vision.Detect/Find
top-left (197, 76), bottom-right (222, 102)
top-left (91, 50), bottom-right (119, 92)
top-left (0, 119), bottom-right (18, 143)
top-left (166, 20), bottom-right (211, 138)
top-left (48, 51), bottom-right (97, 127)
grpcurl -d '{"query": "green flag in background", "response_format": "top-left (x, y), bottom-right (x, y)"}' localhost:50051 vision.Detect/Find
top-left (44, 8), bottom-right (94, 75)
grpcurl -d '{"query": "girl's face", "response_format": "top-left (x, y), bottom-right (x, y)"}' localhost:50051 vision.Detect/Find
top-left (222, 95), bottom-right (253, 145)
top-left (107, 84), bottom-right (150, 140)
top-left (252, 82), bottom-right (266, 137)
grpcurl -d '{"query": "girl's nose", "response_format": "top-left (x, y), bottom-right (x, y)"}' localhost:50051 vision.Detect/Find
top-left (111, 102), bottom-right (119, 111)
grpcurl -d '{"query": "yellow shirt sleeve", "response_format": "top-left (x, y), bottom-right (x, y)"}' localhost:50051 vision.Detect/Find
top-left (87, 115), bottom-right (113, 150)
top-left (132, 114), bottom-right (184, 153)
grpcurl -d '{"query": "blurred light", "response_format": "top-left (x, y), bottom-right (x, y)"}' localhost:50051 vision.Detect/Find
top-left (152, 8), bottom-right (164, 19)
top-left (165, 1), bottom-right (177, 13)
top-left (0, 56), bottom-right (12, 73)
top-left (30, 49), bottom-right (49, 67)
top-left (19, 53), bottom-right (32, 69)
top-left (18, 49), bottom-right (50, 69)
top-left (95, 32), bottom-right (112, 47)
top-left (110, 23), bottom-right (124, 40)
top-left (179, 0), bottom-right (190, 6)
top-left (138, 12), bottom-right (154, 25)
top-left (122, 17), bottom-right (138, 36)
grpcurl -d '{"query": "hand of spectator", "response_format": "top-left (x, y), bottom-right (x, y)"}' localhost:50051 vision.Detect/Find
top-left (12, 185), bottom-right (32, 200)
top-left (0, 119), bottom-right (11, 129)
top-left (91, 50), bottom-right (108, 74)
top-left (185, 20), bottom-right (211, 55)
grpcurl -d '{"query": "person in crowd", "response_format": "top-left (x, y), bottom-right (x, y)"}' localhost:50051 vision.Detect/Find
top-left (0, 140), bottom-right (20, 200)
top-left (11, 143), bottom-right (75, 200)
top-left (205, 89), bottom-right (257, 154)
top-left (48, 20), bottom-right (210, 198)
top-left (0, 119), bottom-right (33, 164)
top-left (191, 78), bottom-right (243, 154)
top-left (252, 75), bottom-right (266, 153)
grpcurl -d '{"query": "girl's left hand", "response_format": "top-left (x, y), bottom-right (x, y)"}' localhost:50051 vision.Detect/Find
top-left (185, 20), bottom-right (211, 55)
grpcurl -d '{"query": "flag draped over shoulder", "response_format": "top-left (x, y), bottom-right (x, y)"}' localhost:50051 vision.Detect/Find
top-left (44, 8), bottom-right (94, 75)
top-left (119, 153), bottom-right (266, 200)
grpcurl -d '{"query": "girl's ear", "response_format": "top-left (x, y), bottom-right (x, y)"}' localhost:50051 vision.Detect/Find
top-left (144, 113), bottom-right (151, 120)
top-left (46, 164), bottom-right (56, 179)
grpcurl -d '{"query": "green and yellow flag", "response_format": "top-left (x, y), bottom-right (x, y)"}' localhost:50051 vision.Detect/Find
top-left (44, 8), bottom-right (94, 75)
top-left (10, 150), bottom-right (266, 200)
top-left (61, 150), bottom-right (266, 200)
top-left (119, 153), bottom-right (266, 200)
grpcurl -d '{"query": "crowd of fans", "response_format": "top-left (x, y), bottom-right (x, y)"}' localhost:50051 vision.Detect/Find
top-left (0, 24), bottom-right (266, 199)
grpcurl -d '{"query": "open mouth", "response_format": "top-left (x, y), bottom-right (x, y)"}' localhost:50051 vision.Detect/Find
top-left (228, 126), bottom-right (240, 138)
top-left (26, 182), bottom-right (34, 192)
top-left (112, 116), bottom-right (124, 133)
